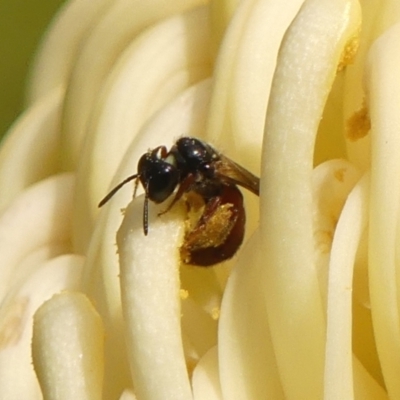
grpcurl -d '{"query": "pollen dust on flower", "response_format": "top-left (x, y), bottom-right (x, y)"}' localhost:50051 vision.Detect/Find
top-left (333, 167), bottom-right (347, 183)
top-left (211, 307), bottom-right (220, 320)
top-left (346, 103), bottom-right (371, 141)
top-left (337, 34), bottom-right (360, 71)
top-left (0, 297), bottom-right (29, 349)
top-left (315, 230), bottom-right (335, 254)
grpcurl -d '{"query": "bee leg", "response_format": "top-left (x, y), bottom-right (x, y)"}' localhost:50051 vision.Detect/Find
top-left (158, 173), bottom-right (196, 216)
top-left (181, 185), bottom-right (245, 267)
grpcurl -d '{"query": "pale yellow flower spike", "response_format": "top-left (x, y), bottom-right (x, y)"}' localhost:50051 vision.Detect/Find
top-left (260, 0), bottom-right (361, 398)
top-left (206, 0), bottom-right (305, 173)
top-left (32, 292), bottom-right (105, 400)
top-left (311, 159), bottom-right (361, 306)
top-left (26, 0), bottom-right (114, 104)
top-left (0, 87), bottom-right (64, 212)
top-left (0, 255), bottom-right (83, 399)
top-left (117, 198), bottom-right (190, 400)
top-left (324, 174), bottom-right (369, 399)
top-left (0, 173), bottom-right (75, 302)
top-left (366, 22), bottom-right (400, 400)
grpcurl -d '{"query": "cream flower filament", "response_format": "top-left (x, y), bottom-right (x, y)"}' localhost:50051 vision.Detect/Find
top-left (0, 0), bottom-right (399, 399)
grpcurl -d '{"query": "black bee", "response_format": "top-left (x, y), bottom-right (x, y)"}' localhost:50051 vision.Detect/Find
top-left (99, 137), bottom-right (259, 266)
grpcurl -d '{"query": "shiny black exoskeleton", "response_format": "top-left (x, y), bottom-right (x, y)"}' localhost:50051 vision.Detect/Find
top-left (99, 137), bottom-right (260, 266)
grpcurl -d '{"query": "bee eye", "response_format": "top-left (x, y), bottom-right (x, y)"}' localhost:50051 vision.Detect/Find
top-left (145, 162), bottom-right (179, 203)
top-left (138, 152), bottom-right (180, 203)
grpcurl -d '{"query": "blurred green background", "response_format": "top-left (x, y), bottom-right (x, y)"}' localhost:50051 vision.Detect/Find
top-left (0, 0), bottom-right (65, 140)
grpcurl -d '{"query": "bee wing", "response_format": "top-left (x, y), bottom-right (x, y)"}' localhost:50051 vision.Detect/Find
top-left (213, 153), bottom-right (260, 196)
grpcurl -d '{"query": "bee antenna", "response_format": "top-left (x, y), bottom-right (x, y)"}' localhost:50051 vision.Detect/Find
top-left (98, 174), bottom-right (138, 207)
top-left (143, 182), bottom-right (149, 236)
